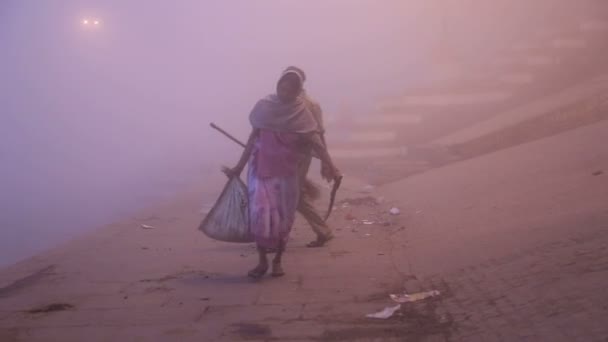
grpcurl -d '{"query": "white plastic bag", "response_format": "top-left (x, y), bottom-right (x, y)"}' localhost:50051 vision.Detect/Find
top-left (198, 177), bottom-right (253, 243)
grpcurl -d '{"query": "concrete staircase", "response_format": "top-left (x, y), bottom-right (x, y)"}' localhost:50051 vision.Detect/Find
top-left (327, 14), bottom-right (608, 184)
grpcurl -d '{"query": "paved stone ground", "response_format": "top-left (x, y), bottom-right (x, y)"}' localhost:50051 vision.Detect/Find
top-left (1, 122), bottom-right (607, 341)
top-left (384, 120), bottom-right (608, 341)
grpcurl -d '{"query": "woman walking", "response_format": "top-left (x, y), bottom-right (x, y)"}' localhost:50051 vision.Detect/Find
top-left (223, 68), bottom-right (341, 279)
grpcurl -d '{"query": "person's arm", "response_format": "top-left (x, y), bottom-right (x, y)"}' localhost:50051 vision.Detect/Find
top-left (313, 106), bottom-right (333, 175)
top-left (309, 101), bottom-right (325, 159)
top-left (307, 132), bottom-right (341, 182)
top-left (223, 128), bottom-right (259, 178)
top-left (319, 131), bottom-right (332, 175)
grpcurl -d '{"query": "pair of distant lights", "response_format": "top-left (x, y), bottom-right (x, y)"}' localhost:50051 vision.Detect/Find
top-left (82, 19), bottom-right (100, 26)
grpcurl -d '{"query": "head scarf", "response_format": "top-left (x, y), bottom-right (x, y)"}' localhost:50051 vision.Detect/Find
top-left (284, 66), bottom-right (306, 82)
top-left (249, 68), bottom-right (320, 134)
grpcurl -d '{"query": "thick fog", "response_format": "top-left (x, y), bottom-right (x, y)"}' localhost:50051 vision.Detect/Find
top-left (0, 0), bottom-right (584, 266)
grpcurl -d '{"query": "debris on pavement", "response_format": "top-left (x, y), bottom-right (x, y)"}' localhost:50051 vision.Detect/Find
top-left (140, 224), bottom-right (156, 229)
top-left (361, 185), bottom-right (375, 193)
top-left (390, 290), bottom-right (441, 303)
top-left (366, 290), bottom-right (440, 319)
top-left (362, 220), bottom-right (374, 225)
top-left (345, 213), bottom-right (356, 221)
top-left (592, 170), bottom-right (603, 176)
top-left (366, 304), bottom-right (401, 319)
top-left (389, 208), bottom-right (401, 215)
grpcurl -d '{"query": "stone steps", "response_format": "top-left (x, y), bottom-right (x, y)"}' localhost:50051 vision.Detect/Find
top-left (327, 17), bottom-right (608, 176)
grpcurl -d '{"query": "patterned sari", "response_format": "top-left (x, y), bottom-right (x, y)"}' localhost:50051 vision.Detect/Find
top-left (247, 130), bottom-right (306, 250)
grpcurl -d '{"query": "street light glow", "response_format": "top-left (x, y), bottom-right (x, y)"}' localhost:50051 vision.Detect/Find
top-left (82, 18), bottom-right (101, 28)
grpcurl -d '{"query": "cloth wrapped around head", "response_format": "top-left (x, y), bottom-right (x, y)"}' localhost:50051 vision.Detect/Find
top-left (249, 68), bottom-right (321, 134)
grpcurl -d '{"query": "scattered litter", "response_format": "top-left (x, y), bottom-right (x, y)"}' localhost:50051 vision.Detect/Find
top-left (141, 224), bottom-right (155, 229)
top-left (389, 208), bottom-right (401, 216)
top-left (390, 290), bottom-right (440, 303)
top-left (362, 220), bottom-right (374, 225)
top-left (28, 303), bottom-right (75, 314)
top-left (362, 185), bottom-right (375, 193)
top-left (364, 233), bottom-right (372, 237)
top-left (341, 202), bottom-right (350, 209)
top-left (345, 213), bottom-right (356, 221)
top-left (592, 170), bottom-right (603, 176)
top-left (366, 304), bottom-right (401, 319)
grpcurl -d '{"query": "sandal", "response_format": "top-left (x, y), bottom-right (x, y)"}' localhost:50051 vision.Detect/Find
top-left (306, 234), bottom-right (334, 248)
top-left (247, 264), bottom-right (268, 279)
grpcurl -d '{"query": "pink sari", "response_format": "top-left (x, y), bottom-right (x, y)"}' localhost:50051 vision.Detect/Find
top-left (247, 130), bottom-right (304, 250)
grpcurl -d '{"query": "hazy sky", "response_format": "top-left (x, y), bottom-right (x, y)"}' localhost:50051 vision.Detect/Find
top-left (0, 0), bottom-right (566, 265)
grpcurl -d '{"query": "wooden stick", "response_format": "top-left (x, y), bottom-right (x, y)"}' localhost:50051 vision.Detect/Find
top-left (210, 122), bottom-right (246, 148)
top-left (210, 122), bottom-right (321, 160)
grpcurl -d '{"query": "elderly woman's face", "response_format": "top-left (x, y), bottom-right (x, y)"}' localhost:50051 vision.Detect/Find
top-left (277, 73), bottom-right (301, 103)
